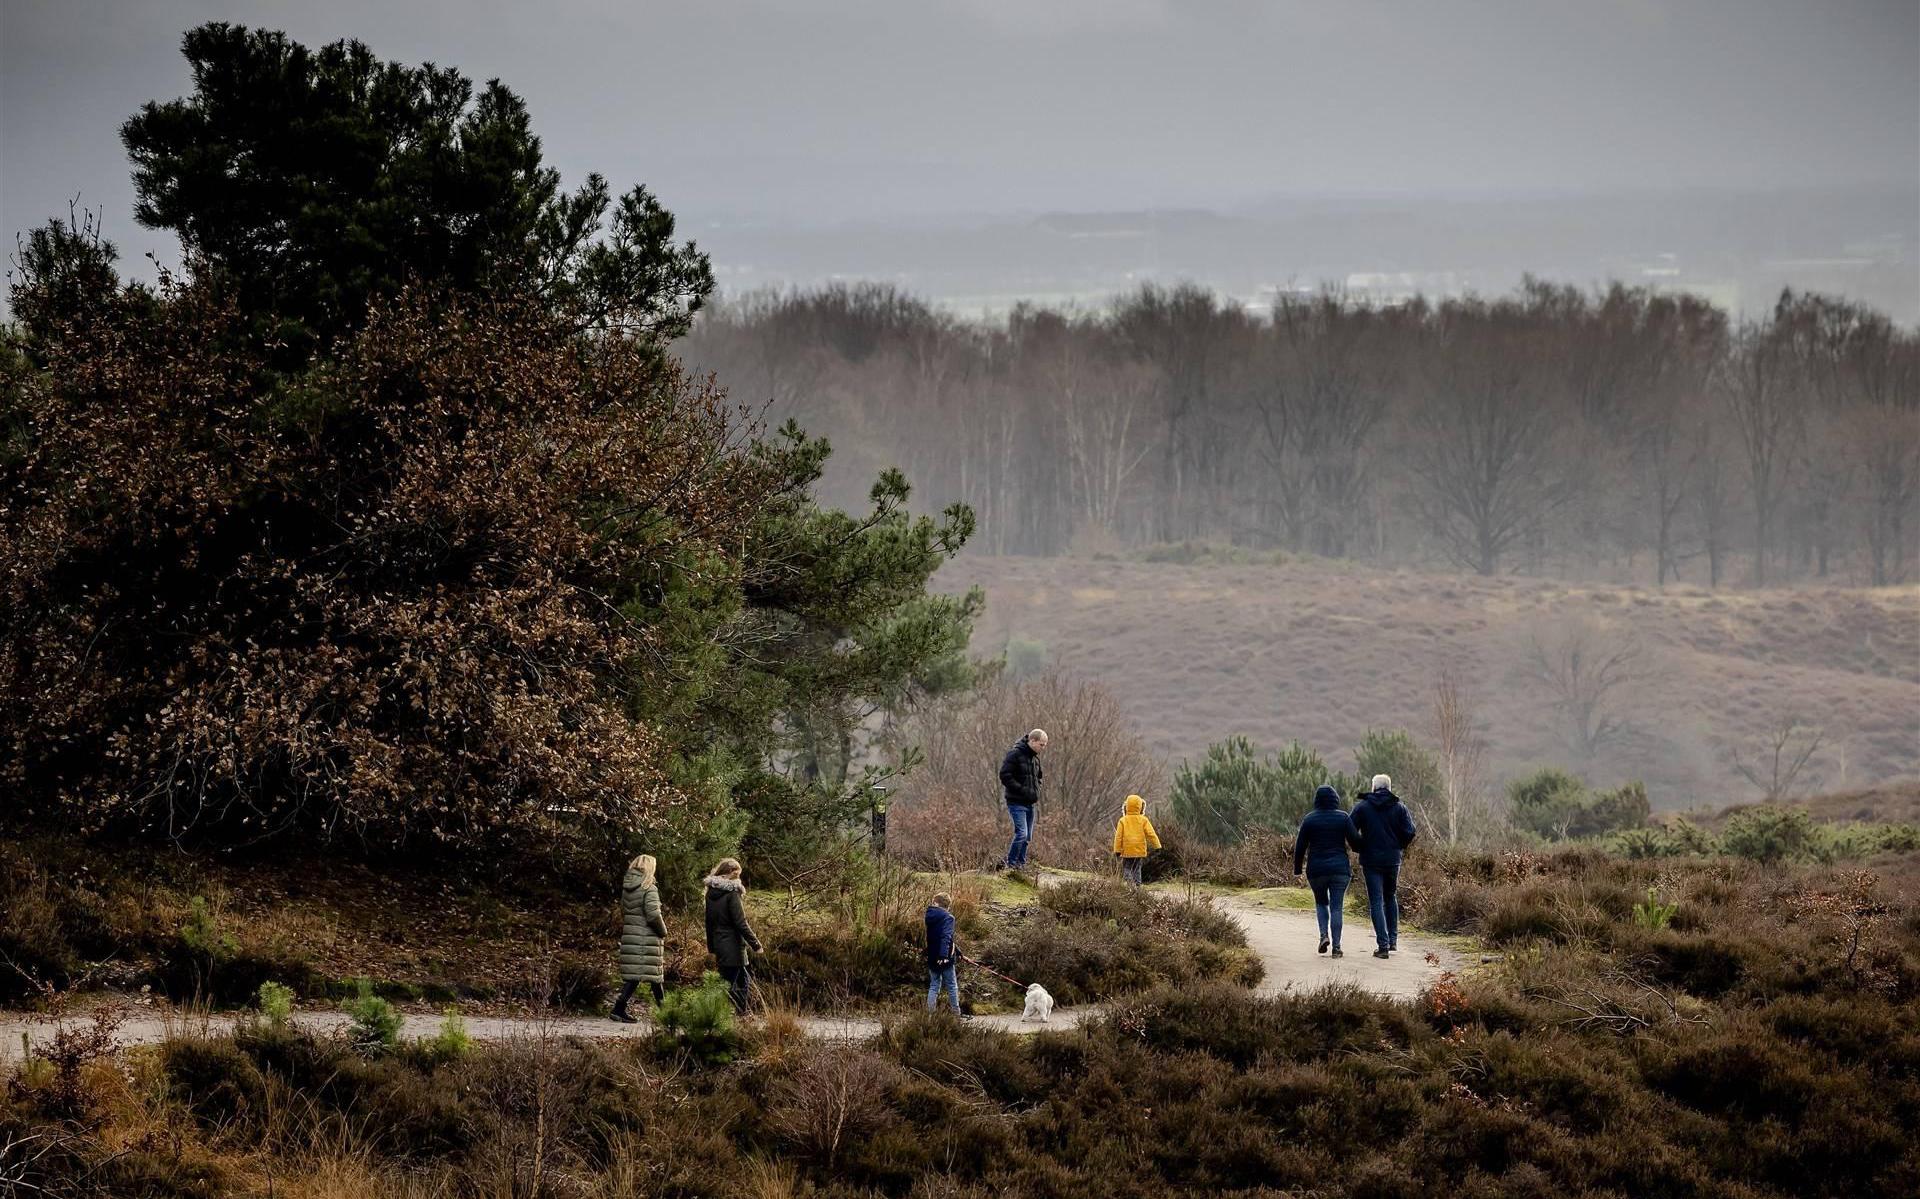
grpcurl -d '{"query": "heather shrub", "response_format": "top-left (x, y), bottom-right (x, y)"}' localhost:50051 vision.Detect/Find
top-left (161, 1035), bottom-right (267, 1127)
top-left (766, 1046), bottom-right (908, 1167)
top-left (1113, 980), bottom-right (1419, 1069)
top-left (981, 880), bottom-right (1258, 1004)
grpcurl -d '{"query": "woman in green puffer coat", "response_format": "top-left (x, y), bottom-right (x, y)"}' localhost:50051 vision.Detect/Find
top-left (611, 853), bottom-right (667, 1023)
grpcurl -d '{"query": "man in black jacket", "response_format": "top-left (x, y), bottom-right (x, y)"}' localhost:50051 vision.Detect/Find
top-left (1350, 774), bottom-right (1418, 958)
top-left (999, 728), bottom-right (1048, 869)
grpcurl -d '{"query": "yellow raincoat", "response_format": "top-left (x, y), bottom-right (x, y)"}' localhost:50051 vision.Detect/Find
top-left (1112, 794), bottom-right (1162, 858)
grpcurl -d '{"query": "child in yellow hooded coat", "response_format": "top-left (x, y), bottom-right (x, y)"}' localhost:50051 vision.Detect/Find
top-left (1112, 794), bottom-right (1162, 887)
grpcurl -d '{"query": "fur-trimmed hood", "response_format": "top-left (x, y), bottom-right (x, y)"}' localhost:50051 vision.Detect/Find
top-left (703, 875), bottom-right (746, 894)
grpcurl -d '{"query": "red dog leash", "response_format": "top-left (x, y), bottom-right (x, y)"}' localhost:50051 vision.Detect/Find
top-left (959, 951), bottom-right (1029, 990)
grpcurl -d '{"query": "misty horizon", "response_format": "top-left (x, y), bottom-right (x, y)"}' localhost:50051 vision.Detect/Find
top-left (5, 1), bottom-right (1917, 321)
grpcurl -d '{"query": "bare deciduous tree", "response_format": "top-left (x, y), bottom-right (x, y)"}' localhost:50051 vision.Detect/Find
top-left (1732, 717), bottom-right (1826, 801)
top-left (1720, 316), bottom-right (1804, 585)
top-left (1409, 303), bottom-right (1571, 575)
top-left (1430, 670), bottom-right (1487, 847)
top-left (1527, 618), bottom-right (1642, 759)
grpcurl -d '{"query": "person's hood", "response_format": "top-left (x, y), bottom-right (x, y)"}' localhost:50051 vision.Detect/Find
top-left (1313, 785), bottom-right (1341, 811)
top-left (1124, 794), bottom-right (1146, 816)
top-left (1015, 736), bottom-right (1034, 754)
top-left (926, 905), bottom-right (951, 918)
top-left (704, 876), bottom-right (746, 894)
top-left (1363, 788), bottom-right (1401, 808)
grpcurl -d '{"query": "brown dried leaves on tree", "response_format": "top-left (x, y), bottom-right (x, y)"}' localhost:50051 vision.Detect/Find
top-left (1, 284), bottom-right (786, 855)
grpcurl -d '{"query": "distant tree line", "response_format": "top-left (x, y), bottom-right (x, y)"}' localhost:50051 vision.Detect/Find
top-left (683, 281), bottom-right (1920, 586)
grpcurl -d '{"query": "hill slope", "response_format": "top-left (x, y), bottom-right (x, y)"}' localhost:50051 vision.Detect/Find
top-left (941, 555), bottom-right (1920, 809)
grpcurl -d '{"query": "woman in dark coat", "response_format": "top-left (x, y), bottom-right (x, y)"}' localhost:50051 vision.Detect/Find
top-left (611, 853), bottom-right (666, 1023)
top-left (1293, 785), bottom-right (1364, 957)
top-left (703, 857), bottom-right (763, 1012)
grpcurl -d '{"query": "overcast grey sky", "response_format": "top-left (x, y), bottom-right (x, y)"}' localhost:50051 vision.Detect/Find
top-left (3, 0), bottom-right (1917, 268)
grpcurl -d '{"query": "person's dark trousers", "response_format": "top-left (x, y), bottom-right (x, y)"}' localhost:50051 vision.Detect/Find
top-left (719, 965), bottom-right (752, 1012)
top-left (1308, 875), bottom-right (1348, 950)
top-left (611, 979), bottom-right (665, 1019)
top-left (1005, 803), bottom-right (1034, 868)
top-left (1362, 866), bottom-right (1400, 950)
top-left (1121, 857), bottom-right (1144, 887)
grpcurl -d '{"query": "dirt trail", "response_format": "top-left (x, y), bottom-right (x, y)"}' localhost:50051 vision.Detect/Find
top-left (1214, 891), bottom-right (1460, 1001)
top-left (0, 884), bottom-right (1458, 1062)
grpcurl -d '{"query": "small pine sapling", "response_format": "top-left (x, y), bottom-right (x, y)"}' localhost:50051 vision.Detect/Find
top-left (1633, 886), bottom-right (1678, 931)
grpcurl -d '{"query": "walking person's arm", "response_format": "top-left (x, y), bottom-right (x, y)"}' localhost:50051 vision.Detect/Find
top-left (731, 890), bottom-right (762, 954)
top-left (1293, 818), bottom-right (1309, 876)
top-left (644, 886), bottom-right (667, 939)
top-left (1344, 814), bottom-right (1364, 855)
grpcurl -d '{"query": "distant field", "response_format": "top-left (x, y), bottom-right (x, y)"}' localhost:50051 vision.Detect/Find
top-left (940, 554), bottom-right (1920, 810)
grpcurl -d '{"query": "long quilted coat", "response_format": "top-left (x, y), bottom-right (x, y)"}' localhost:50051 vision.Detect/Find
top-left (618, 868), bottom-right (667, 984)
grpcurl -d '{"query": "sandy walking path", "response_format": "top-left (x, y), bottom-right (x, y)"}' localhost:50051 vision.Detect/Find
top-left (1213, 890), bottom-right (1460, 1001)
top-left (0, 882), bottom-right (1457, 1062)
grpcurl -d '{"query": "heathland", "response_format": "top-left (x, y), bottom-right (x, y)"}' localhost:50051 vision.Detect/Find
top-left (946, 551), bottom-right (1920, 805)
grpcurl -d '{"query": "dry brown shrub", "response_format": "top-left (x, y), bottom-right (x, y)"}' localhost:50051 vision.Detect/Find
top-left (765, 1046), bottom-right (905, 1167)
top-left (890, 669), bottom-right (1164, 867)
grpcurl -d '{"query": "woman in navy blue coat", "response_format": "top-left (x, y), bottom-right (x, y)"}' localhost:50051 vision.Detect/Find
top-left (1293, 785), bottom-right (1364, 956)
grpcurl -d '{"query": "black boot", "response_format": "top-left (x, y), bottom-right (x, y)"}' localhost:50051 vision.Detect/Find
top-left (1318, 937), bottom-right (1329, 955)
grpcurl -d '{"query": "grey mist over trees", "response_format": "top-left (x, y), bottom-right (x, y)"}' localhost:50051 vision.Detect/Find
top-left (684, 282), bottom-right (1920, 587)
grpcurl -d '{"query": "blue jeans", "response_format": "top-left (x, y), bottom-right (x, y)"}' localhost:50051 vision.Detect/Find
top-left (1005, 803), bottom-right (1034, 867)
top-left (1308, 875), bottom-right (1348, 949)
top-left (1362, 865), bottom-right (1400, 950)
top-left (926, 961), bottom-right (959, 1012)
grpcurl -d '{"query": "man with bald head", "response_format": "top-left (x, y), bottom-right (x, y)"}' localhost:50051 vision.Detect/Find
top-left (998, 728), bottom-right (1048, 870)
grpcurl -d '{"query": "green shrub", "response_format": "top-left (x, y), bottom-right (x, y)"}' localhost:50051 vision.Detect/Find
top-left (423, 1008), bottom-right (471, 1062)
top-left (1353, 728), bottom-right (1440, 815)
top-left (1510, 771), bottom-right (1650, 841)
top-left (1588, 781), bottom-right (1651, 834)
top-left (255, 980), bottom-right (294, 1029)
top-left (344, 978), bottom-right (402, 1055)
top-left (655, 971), bottom-right (739, 1065)
top-left (1632, 886), bottom-right (1677, 930)
top-left (1722, 805), bottom-right (1814, 863)
top-left (1004, 636), bottom-right (1047, 680)
top-left (1610, 817), bottom-right (1719, 859)
top-left (1508, 768), bottom-right (1591, 840)
top-left (1808, 821), bottom-right (1920, 863)
top-left (1170, 736), bottom-right (1331, 845)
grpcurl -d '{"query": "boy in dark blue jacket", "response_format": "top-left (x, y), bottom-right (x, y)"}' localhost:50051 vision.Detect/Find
top-left (925, 892), bottom-right (960, 1013)
top-left (1350, 774), bottom-right (1418, 957)
top-left (1294, 785), bottom-right (1364, 956)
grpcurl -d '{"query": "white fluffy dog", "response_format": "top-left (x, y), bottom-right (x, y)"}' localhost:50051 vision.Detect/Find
top-left (1021, 982), bottom-right (1055, 1024)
